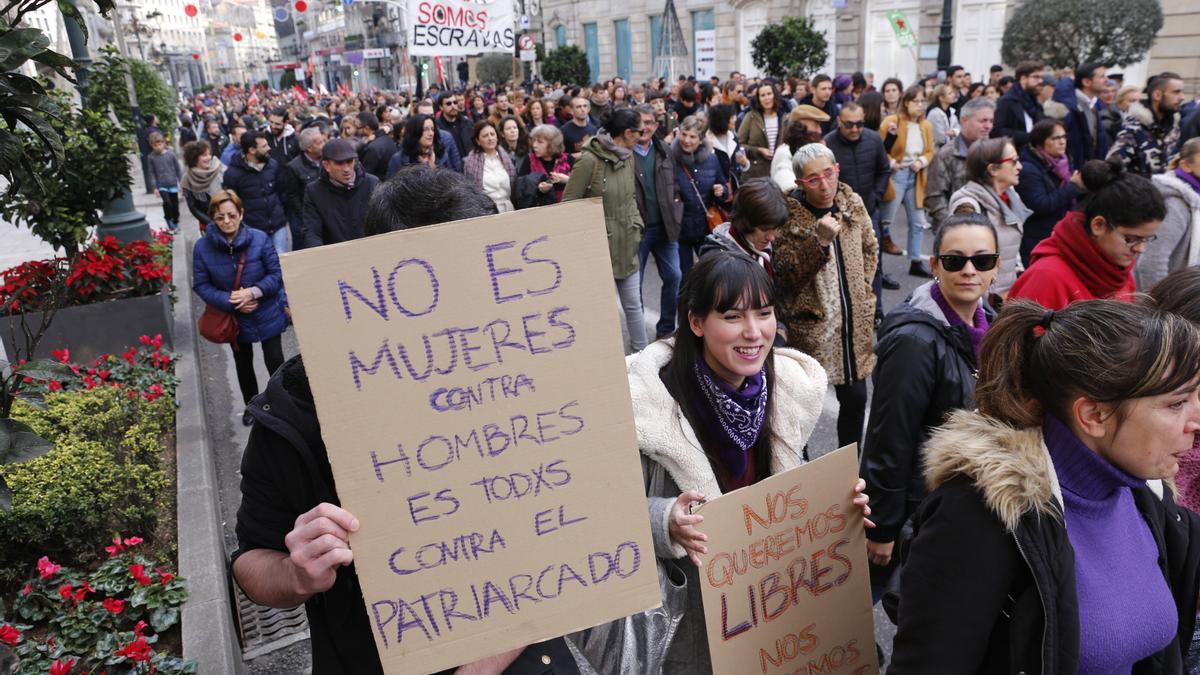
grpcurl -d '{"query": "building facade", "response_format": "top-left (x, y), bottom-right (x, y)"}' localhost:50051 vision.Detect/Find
top-left (539, 0), bottom-right (1198, 94)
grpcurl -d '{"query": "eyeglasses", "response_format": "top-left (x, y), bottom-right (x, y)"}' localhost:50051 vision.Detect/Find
top-left (937, 254), bottom-right (999, 272)
top-left (797, 166), bottom-right (839, 187)
top-left (1121, 233), bottom-right (1158, 248)
top-left (992, 155), bottom-right (1021, 166)
top-left (840, 120), bottom-right (865, 128)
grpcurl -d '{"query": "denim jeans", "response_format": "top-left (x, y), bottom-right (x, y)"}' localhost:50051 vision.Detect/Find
top-left (270, 226), bottom-right (291, 254)
top-left (616, 274), bottom-right (648, 352)
top-left (638, 224), bottom-right (681, 338)
top-left (883, 167), bottom-right (929, 261)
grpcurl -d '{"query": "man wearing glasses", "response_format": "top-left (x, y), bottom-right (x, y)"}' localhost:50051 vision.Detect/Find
top-left (774, 143), bottom-right (879, 451)
top-left (436, 92), bottom-right (474, 159)
top-left (825, 102), bottom-right (897, 306)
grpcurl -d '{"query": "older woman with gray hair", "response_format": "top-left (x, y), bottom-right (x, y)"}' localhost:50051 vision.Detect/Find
top-left (514, 123), bottom-right (574, 209)
top-left (673, 113), bottom-right (730, 279)
top-left (773, 142), bottom-right (879, 449)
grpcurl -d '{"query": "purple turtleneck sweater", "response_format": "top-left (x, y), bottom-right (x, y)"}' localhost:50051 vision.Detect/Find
top-left (1043, 414), bottom-right (1176, 673)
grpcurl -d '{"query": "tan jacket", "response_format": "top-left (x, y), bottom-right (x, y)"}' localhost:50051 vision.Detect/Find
top-left (880, 115), bottom-right (935, 207)
top-left (773, 183), bottom-right (879, 384)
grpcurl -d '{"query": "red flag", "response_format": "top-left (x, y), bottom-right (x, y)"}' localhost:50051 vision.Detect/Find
top-left (292, 83), bottom-right (309, 102)
top-left (435, 57), bottom-right (445, 87)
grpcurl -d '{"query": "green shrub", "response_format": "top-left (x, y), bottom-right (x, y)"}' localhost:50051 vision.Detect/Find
top-left (0, 389), bottom-right (173, 588)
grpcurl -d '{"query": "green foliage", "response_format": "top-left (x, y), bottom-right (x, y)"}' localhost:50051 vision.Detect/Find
top-left (4, 539), bottom-right (194, 673)
top-left (541, 45), bottom-right (590, 85)
top-left (750, 16), bottom-right (829, 80)
top-left (0, 90), bottom-right (131, 254)
top-left (279, 68), bottom-right (297, 90)
top-left (1001, 0), bottom-right (1162, 69)
top-left (476, 53), bottom-right (516, 86)
top-left (0, 388), bottom-right (174, 589)
top-left (84, 46), bottom-right (177, 134)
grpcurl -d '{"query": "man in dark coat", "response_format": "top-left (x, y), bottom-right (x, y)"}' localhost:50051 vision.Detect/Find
top-left (301, 139), bottom-right (379, 247)
top-left (267, 107), bottom-right (300, 165)
top-left (222, 130), bottom-right (290, 252)
top-left (355, 111), bottom-right (397, 180)
top-left (278, 127), bottom-right (327, 251)
top-left (232, 165), bottom-right (579, 675)
top-left (991, 61), bottom-right (1044, 148)
top-left (825, 101), bottom-right (896, 306)
top-left (633, 104), bottom-right (683, 338)
top-left (1053, 62), bottom-right (1110, 170)
top-left (799, 74), bottom-right (840, 135)
top-left (435, 91), bottom-right (474, 159)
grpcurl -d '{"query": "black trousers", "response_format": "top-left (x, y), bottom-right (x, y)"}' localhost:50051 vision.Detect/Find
top-left (231, 335), bottom-right (284, 405)
top-left (835, 378), bottom-right (868, 450)
top-left (159, 190), bottom-right (180, 225)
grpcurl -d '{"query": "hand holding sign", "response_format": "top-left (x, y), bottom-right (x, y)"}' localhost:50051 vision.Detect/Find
top-left (668, 490), bottom-right (709, 566)
top-left (284, 503), bottom-right (361, 597)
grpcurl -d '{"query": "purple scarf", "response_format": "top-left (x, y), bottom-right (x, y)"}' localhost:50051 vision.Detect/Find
top-left (1176, 166), bottom-right (1200, 196)
top-left (931, 283), bottom-right (989, 358)
top-left (1035, 148), bottom-right (1071, 186)
top-left (692, 358), bottom-right (768, 482)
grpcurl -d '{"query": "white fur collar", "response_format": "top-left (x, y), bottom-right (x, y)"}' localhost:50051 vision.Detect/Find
top-left (627, 340), bottom-right (828, 497)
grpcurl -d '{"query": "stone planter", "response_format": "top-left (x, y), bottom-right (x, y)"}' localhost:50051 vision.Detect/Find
top-left (0, 292), bottom-right (173, 365)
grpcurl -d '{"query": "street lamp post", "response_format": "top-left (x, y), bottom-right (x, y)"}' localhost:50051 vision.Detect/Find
top-left (936, 0), bottom-right (953, 73)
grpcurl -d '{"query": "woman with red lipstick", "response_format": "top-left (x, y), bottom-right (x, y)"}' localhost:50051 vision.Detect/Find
top-left (1007, 157), bottom-right (1166, 309)
top-left (860, 213), bottom-right (999, 596)
top-left (625, 251), bottom-right (872, 674)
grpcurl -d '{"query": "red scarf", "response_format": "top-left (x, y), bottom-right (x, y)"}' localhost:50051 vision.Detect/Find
top-left (1028, 211), bottom-right (1134, 299)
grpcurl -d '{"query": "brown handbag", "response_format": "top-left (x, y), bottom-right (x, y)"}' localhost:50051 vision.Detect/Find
top-left (198, 250), bottom-right (247, 348)
top-left (681, 163), bottom-right (730, 232)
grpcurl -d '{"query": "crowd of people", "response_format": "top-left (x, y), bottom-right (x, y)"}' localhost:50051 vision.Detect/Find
top-left (162, 61), bottom-right (1200, 674)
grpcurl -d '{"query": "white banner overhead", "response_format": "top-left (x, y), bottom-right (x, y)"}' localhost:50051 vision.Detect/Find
top-left (407, 0), bottom-right (516, 56)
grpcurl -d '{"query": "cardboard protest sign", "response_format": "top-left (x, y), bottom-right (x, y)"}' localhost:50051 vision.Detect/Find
top-left (279, 200), bottom-right (660, 674)
top-left (407, 0), bottom-right (515, 56)
top-left (694, 445), bottom-right (878, 675)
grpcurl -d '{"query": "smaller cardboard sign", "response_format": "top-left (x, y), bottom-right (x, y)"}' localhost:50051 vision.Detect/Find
top-left (695, 445), bottom-right (878, 675)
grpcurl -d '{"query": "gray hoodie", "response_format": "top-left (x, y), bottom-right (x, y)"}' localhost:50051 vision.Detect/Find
top-left (147, 150), bottom-right (182, 191)
top-left (1135, 170), bottom-right (1200, 289)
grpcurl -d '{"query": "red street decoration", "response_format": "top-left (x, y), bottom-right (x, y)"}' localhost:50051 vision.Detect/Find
top-left (896, 19), bottom-right (906, 28)
top-left (233, 32), bottom-right (243, 41)
top-left (192, 53), bottom-right (200, 60)
top-left (294, 0), bottom-right (307, 11)
top-left (184, 3), bottom-right (198, 16)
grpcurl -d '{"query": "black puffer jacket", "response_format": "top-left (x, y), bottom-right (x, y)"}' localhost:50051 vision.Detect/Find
top-left (888, 411), bottom-right (1200, 674)
top-left (301, 163), bottom-right (379, 247)
top-left (221, 153), bottom-right (287, 234)
top-left (861, 282), bottom-right (994, 542)
top-left (824, 128), bottom-right (891, 215)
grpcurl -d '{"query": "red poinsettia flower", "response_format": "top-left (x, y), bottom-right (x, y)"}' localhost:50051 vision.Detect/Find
top-left (115, 636), bottom-right (151, 662)
top-left (51, 348), bottom-right (70, 363)
top-left (128, 564), bottom-right (152, 586)
top-left (159, 571), bottom-right (174, 585)
top-left (123, 536), bottom-right (143, 547)
top-left (47, 380), bottom-right (62, 392)
top-left (37, 556), bottom-right (61, 579)
top-left (20, 583), bottom-right (31, 596)
top-left (102, 598), bottom-right (125, 614)
top-left (58, 584), bottom-right (73, 600)
top-left (49, 657), bottom-right (75, 675)
top-left (0, 624), bottom-right (19, 646)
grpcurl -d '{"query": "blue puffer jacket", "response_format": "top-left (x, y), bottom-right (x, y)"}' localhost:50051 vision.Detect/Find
top-left (192, 224), bottom-right (288, 344)
top-left (222, 153), bottom-right (288, 234)
top-left (673, 141), bottom-right (729, 243)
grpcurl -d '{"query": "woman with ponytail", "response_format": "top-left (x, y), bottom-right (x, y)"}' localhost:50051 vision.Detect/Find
top-left (889, 299), bottom-right (1200, 674)
top-left (1007, 157), bottom-right (1166, 308)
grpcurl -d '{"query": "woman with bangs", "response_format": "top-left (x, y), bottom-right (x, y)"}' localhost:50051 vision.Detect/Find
top-left (889, 298), bottom-right (1200, 674)
top-left (628, 251), bottom-right (873, 674)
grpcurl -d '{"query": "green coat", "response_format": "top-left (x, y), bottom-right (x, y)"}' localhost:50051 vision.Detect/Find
top-left (563, 135), bottom-right (645, 279)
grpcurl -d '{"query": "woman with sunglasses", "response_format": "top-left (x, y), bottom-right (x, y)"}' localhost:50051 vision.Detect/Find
top-left (948, 136), bottom-right (1030, 300)
top-left (1008, 158), bottom-right (1166, 309)
top-left (860, 213), bottom-right (999, 598)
